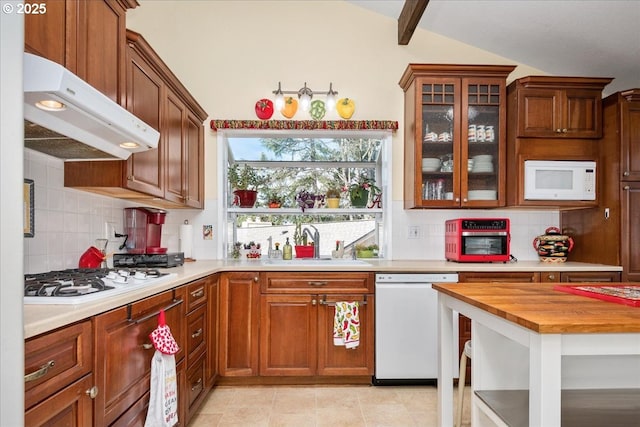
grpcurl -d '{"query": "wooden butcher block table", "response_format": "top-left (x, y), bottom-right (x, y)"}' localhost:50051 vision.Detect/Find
top-left (433, 282), bottom-right (640, 427)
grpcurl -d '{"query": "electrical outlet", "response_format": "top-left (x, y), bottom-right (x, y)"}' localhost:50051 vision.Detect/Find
top-left (408, 225), bottom-right (420, 239)
top-left (104, 222), bottom-right (116, 239)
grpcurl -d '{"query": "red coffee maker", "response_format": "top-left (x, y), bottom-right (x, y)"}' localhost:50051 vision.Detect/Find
top-left (123, 207), bottom-right (167, 254)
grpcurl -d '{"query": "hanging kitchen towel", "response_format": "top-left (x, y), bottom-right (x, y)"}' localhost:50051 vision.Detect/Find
top-left (144, 309), bottom-right (179, 427)
top-left (333, 301), bottom-right (360, 349)
top-left (144, 350), bottom-right (178, 427)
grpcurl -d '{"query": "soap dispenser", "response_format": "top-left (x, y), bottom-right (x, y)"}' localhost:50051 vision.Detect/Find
top-left (283, 237), bottom-right (293, 260)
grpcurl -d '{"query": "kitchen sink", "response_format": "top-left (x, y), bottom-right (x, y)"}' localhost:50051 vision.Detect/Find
top-left (262, 258), bottom-right (371, 267)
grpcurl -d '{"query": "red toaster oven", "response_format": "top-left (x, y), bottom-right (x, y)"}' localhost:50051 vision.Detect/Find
top-left (445, 218), bottom-right (510, 263)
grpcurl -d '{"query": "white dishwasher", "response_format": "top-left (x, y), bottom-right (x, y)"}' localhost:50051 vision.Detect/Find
top-left (374, 273), bottom-right (459, 385)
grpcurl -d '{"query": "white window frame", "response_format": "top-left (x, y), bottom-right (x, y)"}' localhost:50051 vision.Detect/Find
top-left (216, 129), bottom-right (393, 259)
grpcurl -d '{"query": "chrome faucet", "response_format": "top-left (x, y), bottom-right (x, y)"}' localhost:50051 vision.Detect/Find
top-left (302, 225), bottom-right (320, 259)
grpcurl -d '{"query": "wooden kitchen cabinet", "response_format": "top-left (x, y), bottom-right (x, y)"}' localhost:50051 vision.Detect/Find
top-left (25, 0), bottom-right (134, 103)
top-left (510, 76), bottom-right (612, 139)
top-left (259, 272), bottom-right (374, 377)
top-left (184, 277), bottom-right (211, 424)
top-left (206, 274), bottom-right (220, 387)
top-left (24, 320), bottom-right (95, 426)
top-left (93, 287), bottom-right (186, 426)
top-left (399, 64), bottom-right (515, 209)
top-left (561, 89), bottom-right (640, 281)
top-left (539, 271), bottom-right (621, 283)
top-left (505, 76), bottom-right (612, 208)
top-left (218, 272), bottom-right (261, 377)
top-left (64, 30), bottom-right (207, 209)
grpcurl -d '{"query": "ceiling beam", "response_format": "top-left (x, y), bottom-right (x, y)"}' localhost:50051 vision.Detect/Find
top-left (398, 0), bottom-right (429, 45)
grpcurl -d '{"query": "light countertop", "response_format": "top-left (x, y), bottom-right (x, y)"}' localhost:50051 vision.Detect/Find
top-left (24, 259), bottom-right (622, 339)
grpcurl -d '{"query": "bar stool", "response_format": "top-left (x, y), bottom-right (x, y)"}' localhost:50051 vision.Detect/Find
top-left (456, 340), bottom-right (472, 427)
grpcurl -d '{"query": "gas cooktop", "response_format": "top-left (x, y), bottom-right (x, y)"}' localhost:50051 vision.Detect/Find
top-left (24, 268), bottom-right (177, 305)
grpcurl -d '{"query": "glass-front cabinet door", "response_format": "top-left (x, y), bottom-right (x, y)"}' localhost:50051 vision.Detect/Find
top-left (400, 64), bottom-right (515, 209)
top-left (461, 77), bottom-right (506, 207)
top-left (419, 78), bottom-right (460, 207)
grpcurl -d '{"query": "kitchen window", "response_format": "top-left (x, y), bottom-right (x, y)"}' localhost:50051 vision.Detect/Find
top-left (218, 130), bottom-right (392, 259)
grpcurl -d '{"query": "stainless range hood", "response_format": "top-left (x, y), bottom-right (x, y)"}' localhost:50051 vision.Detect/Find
top-left (23, 53), bottom-right (160, 160)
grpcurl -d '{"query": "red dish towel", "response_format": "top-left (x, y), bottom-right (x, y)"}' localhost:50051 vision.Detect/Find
top-left (333, 301), bottom-right (360, 349)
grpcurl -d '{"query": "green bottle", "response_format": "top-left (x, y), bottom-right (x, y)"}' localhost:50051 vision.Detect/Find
top-left (283, 237), bottom-right (293, 260)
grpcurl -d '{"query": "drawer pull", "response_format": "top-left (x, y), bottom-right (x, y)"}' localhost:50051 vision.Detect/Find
top-left (24, 360), bottom-right (55, 383)
top-left (142, 343), bottom-right (154, 350)
top-left (128, 298), bottom-right (184, 323)
top-left (190, 377), bottom-right (202, 392)
top-left (191, 289), bottom-right (204, 299)
top-left (191, 328), bottom-right (203, 338)
top-left (86, 386), bottom-right (99, 399)
top-left (308, 281), bottom-right (328, 286)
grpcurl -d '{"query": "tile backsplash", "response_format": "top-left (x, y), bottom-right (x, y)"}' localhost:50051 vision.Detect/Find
top-left (23, 150), bottom-right (218, 273)
top-left (24, 149), bottom-right (557, 273)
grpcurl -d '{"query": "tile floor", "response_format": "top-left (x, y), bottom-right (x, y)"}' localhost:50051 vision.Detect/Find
top-left (189, 384), bottom-right (471, 427)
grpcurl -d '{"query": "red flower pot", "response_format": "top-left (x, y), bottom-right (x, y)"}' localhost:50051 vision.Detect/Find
top-left (233, 190), bottom-right (258, 208)
top-left (294, 245), bottom-right (315, 258)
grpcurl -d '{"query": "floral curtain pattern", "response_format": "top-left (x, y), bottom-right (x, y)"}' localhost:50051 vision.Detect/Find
top-left (210, 119), bottom-right (398, 131)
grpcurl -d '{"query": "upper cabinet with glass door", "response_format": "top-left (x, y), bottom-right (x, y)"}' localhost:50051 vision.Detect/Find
top-left (399, 64), bottom-right (515, 208)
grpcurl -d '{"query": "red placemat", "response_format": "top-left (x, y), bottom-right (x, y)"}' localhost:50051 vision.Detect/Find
top-left (554, 284), bottom-right (640, 307)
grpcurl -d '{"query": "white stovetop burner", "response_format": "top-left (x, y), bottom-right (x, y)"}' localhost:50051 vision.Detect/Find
top-left (24, 268), bottom-right (177, 305)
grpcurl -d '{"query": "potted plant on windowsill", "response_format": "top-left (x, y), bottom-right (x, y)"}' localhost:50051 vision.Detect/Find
top-left (228, 164), bottom-right (261, 208)
top-left (325, 187), bottom-right (341, 209)
top-left (267, 191), bottom-right (284, 208)
top-left (346, 175), bottom-right (380, 208)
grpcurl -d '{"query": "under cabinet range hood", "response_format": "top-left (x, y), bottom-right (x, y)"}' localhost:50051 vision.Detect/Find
top-left (23, 53), bottom-right (160, 160)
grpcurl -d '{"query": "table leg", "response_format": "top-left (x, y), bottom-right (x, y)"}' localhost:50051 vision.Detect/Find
top-left (438, 295), bottom-right (454, 427)
top-left (529, 333), bottom-right (562, 426)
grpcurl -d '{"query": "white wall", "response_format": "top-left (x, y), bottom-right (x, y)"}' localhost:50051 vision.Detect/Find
top-left (2, 6), bottom-right (25, 426)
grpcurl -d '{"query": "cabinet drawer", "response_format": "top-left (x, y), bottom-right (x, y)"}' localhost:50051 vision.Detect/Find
top-left (540, 271), bottom-right (622, 283)
top-left (262, 272), bottom-right (373, 293)
top-left (186, 279), bottom-right (208, 312)
top-left (186, 354), bottom-right (206, 412)
top-left (25, 320), bottom-right (92, 409)
top-left (186, 304), bottom-right (207, 365)
top-left (25, 374), bottom-right (94, 427)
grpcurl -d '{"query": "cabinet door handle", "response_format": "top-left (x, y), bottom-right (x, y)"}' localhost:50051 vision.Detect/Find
top-left (24, 360), bottom-right (55, 383)
top-left (254, 276), bottom-right (259, 282)
top-left (308, 281), bottom-right (328, 286)
top-left (556, 128), bottom-right (562, 133)
top-left (191, 377), bottom-right (202, 392)
top-left (623, 171), bottom-right (630, 177)
top-left (562, 128), bottom-right (567, 133)
top-left (128, 298), bottom-right (183, 323)
top-left (190, 289), bottom-right (204, 299)
top-left (142, 343), bottom-right (154, 350)
top-left (547, 273), bottom-right (556, 281)
top-left (624, 185), bottom-right (630, 190)
top-left (191, 328), bottom-right (203, 338)
top-left (85, 386), bottom-right (99, 399)
top-left (312, 299), bottom-right (317, 306)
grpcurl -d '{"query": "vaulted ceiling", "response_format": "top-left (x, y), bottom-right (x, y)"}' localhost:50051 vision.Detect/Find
top-left (348, 0), bottom-right (640, 95)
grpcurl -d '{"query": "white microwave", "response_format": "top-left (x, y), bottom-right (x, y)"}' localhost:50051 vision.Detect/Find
top-left (524, 160), bottom-right (596, 201)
